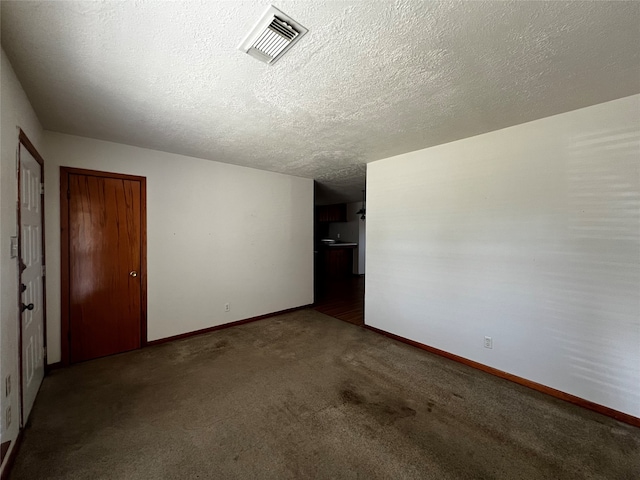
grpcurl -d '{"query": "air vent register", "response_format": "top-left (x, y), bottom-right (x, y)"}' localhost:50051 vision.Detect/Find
top-left (238, 5), bottom-right (308, 65)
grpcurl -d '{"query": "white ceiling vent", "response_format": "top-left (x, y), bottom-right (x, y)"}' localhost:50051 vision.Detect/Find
top-left (238, 5), bottom-right (308, 65)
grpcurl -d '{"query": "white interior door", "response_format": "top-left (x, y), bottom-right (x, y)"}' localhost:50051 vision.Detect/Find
top-left (19, 144), bottom-right (45, 424)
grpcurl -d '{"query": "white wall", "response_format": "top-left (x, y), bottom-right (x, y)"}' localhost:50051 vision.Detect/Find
top-left (328, 202), bottom-right (366, 274)
top-left (0, 48), bottom-right (44, 468)
top-left (43, 132), bottom-right (314, 363)
top-left (366, 95), bottom-right (640, 417)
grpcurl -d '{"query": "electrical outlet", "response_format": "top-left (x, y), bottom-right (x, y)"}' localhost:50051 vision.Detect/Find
top-left (224, 303), bottom-right (230, 312)
top-left (484, 336), bottom-right (493, 349)
top-left (337, 233), bottom-right (340, 239)
top-left (5, 406), bottom-right (11, 428)
top-left (5, 375), bottom-right (10, 397)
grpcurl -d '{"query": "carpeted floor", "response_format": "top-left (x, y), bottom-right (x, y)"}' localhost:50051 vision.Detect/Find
top-left (10, 309), bottom-right (640, 479)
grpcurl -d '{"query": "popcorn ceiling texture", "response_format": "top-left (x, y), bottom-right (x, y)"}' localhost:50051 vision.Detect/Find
top-left (1, 1), bottom-right (639, 203)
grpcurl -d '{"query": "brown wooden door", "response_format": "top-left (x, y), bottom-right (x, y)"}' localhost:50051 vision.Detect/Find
top-left (61, 168), bottom-right (147, 364)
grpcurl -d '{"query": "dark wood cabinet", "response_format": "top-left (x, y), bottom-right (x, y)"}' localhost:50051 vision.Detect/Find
top-left (317, 245), bottom-right (355, 279)
top-left (316, 203), bottom-right (347, 222)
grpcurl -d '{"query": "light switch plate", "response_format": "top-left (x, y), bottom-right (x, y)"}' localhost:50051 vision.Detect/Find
top-left (10, 236), bottom-right (18, 258)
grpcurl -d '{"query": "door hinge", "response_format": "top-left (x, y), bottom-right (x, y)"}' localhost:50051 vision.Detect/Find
top-left (67, 189), bottom-right (71, 199)
top-left (41, 265), bottom-right (46, 277)
top-left (40, 183), bottom-right (45, 195)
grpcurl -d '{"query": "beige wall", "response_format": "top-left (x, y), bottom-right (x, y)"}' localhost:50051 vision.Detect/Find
top-left (43, 132), bottom-right (314, 363)
top-left (2, 44), bottom-right (313, 464)
top-left (0, 48), bottom-right (44, 468)
top-left (366, 95), bottom-right (640, 417)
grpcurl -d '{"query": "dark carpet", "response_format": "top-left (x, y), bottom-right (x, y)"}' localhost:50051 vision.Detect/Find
top-left (10, 309), bottom-right (640, 479)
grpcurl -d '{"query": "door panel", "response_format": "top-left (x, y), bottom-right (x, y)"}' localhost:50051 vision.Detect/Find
top-left (68, 173), bottom-right (143, 363)
top-left (19, 145), bottom-right (45, 422)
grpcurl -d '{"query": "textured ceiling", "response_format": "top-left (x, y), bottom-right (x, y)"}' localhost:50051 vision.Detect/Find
top-left (2, 1), bottom-right (639, 204)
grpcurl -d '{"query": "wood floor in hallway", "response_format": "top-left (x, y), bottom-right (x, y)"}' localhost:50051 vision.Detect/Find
top-left (313, 275), bottom-right (364, 326)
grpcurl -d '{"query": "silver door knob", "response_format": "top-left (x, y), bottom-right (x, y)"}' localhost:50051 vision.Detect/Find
top-left (130, 271), bottom-right (138, 277)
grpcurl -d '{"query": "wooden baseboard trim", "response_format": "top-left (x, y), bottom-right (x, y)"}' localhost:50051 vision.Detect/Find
top-left (148, 304), bottom-right (313, 346)
top-left (363, 325), bottom-right (640, 428)
top-left (1, 430), bottom-right (23, 480)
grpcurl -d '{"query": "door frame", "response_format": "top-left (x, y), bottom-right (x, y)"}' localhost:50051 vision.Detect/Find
top-left (16, 129), bottom-right (47, 427)
top-left (60, 167), bottom-right (147, 366)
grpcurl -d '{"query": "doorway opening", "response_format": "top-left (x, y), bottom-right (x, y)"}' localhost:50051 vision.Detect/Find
top-left (312, 183), bottom-right (366, 326)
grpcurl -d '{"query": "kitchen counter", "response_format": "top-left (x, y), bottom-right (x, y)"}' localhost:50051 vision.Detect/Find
top-left (318, 242), bottom-right (357, 248)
